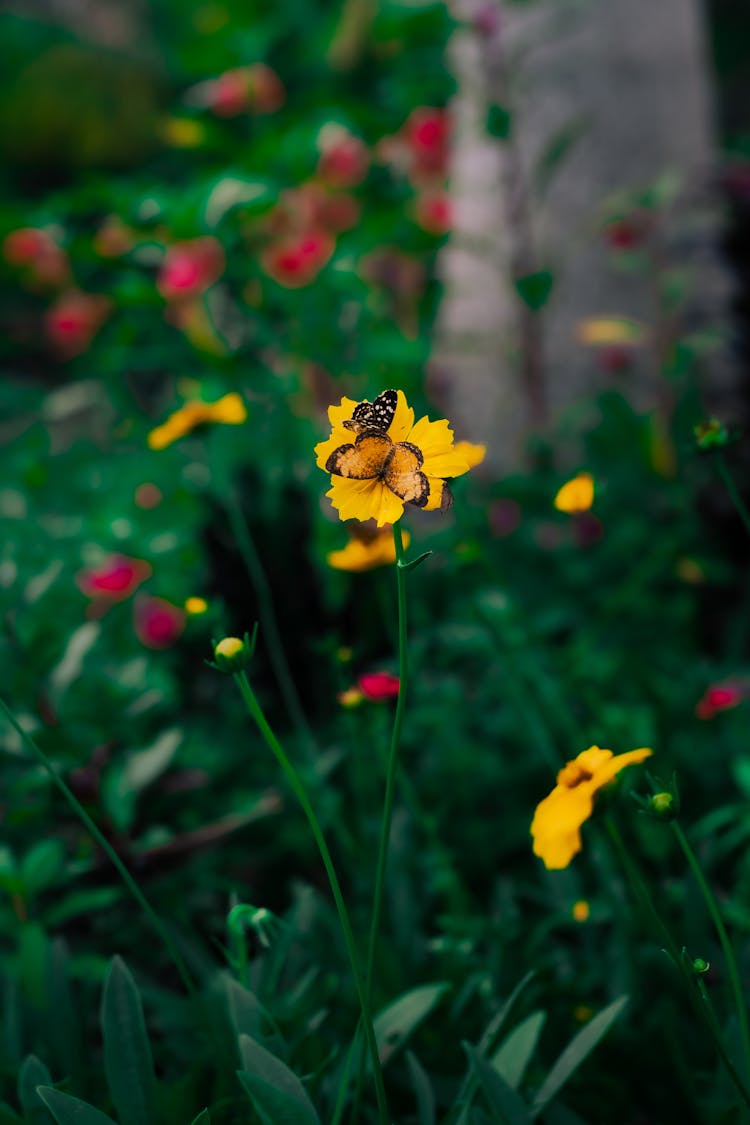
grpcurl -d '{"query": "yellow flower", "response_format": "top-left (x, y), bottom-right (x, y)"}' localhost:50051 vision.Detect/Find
top-left (185, 596), bottom-right (208, 615)
top-left (531, 745), bottom-right (653, 870)
top-left (554, 472), bottom-right (594, 514)
top-left (577, 316), bottom-right (645, 346)
top-left (148, 392), bottom-right (247, 450)
top-left (572, 900), bottom-right (590, 923)
top-left (327, 526), bottom-right (411, 571)
top-left (315, 390), bottom-right (475, 527)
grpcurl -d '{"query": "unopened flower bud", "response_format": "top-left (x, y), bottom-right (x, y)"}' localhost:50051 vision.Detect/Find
top-left (213, 636), bottom-right (249, 673)
top-left (694, 418), bottom-right (729, 452)
top-left (692, 957), bottom-right (710, 976)
top-left (649, 791), bottom-right (678, 820)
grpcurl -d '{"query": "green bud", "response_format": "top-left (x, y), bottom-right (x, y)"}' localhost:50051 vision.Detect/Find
top-left (691, 957), bottom-right (710, 976)
top-left (649, 791), bottom-right (678, 820)
top-left (213, 634), bottom-right (251, 673)
top-left (693, 418), bottom-right (729, 452)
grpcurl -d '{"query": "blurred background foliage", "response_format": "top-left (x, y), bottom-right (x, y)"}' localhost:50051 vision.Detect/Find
top-left (3, 1), bottom-right (750, 1123)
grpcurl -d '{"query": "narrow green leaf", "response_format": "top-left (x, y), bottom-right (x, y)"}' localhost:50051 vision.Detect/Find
top-left (20, 841), bottom-right (65, 897)
top-left (492, 1011), bottom-right (546, 1089)
top-left (464, 1043), bottom-right (532, 1125)
top-left (35, 1089), bottom-right (116, 1125)
top-left (18, 1055), bottom-right (53, 1125)
top-left (533, 117), bottom-right (588, 195)
top-left (374, 982), bottom-right (450, 1067)
top-left (405, 1051), bottom-right (435, 1125)
top-left (478, 972), bottom-right (537, 1054)
top-left (513, 271), bottom-right (554, 312)
top-left (188, 1113), bottom-right (210, 1125)
top-left (46, 939), bottom-right (82, 1087)
top-left (530, 996), bottom-right (628, 1117)
top-left (237, 1071), bottom-right (319, 1125)
top-left (237, 1035), bottom-right (319, 1124)
top-left (101, 957), bottom-right (157, 1125)
top-left (486, 103), bottom-right (512, 139)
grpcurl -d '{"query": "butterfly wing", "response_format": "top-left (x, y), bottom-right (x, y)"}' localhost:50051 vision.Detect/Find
top-left (383, 441), bottom-right (429, 507)
top-left (346, 389), bottom-right (398, 433)
top-left (326, 430), bottom-right (393, 478)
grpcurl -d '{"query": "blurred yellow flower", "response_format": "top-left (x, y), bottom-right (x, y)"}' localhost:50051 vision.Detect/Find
top-left (185, 596), bottom-right (209, 615)
top-left (577, 316), bottom-right (645, 346)
top-left (554, 472), bottom-right (594, 514)
top-left (327, 526), bottom-right (411, 571)
top-left (315, 389), bottom-right (475, 527)
top-left (148, 392), bottom-right (247, 449)
top-left (531, 745), bottom-right (653, 870)
top-left (159, 116), bottom-right (207, 148)
top-left (338, 686), bottom-right (364, 708)
top-left (676, 557), bottom-right (705, 585)
top-left (572, 900), bottom-right (590, 923)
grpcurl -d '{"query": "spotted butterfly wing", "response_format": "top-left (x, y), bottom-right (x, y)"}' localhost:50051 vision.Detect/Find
top-left (344, 389), bottom-right (398, 433)
top-left (383, 441), bottom-right (429, 508)
top-left (325, 430), bottom-right (393, 478)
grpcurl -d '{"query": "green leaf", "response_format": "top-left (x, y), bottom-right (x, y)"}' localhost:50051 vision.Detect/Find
top-left (533, 118), bottom-right (588, 195)
top-left (374, 982), bottom-right (450, 1066)
top-left (101, 957), bottom-right (157, 1125)
top-left (492, 1011), bottom-right (546, 1089)
top-left (464, 1043), bottom-right (532, 1125)
top-left (189, 1113), bottom-right (210, 1125)
top-left (405, 1051), bottom-right (435, 1125)
top-left (18, 1055), bottom-right (53, 1125)
top-left (530, 996), bottom-right (628, 1117)
top-left (20, 841), bottom-right (65, 897)
top-left (486, 103), bottom-right (512, 139)
top-left (513, 271), bottom-right (554, 312)
top-left (237, 1034), bottom-right (319, 1124)
top-left (35, 1090), bottom-right (116, 1125)
top-left (0, 1103), bottom-right (22, 1124)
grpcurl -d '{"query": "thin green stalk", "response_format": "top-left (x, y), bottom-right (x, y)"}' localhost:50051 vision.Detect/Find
top-left (606, 816), bottom-right (750, 1112)
top-left (225, 489), bottom-right (316, 754)
top-left (232, 672), bottom-right (389, 1125)
top-left (671, 820), bottom-right (750, 1086)
top-left (716, 452), bottom-right (750, 541)
top-left (351, 523), bottom-right (410, 1123)
top-left (0, 696), bottom-right (196, 997)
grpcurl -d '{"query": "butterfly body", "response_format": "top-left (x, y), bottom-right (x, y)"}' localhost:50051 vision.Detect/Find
top-left (325, 427), bottom-right (430, 508)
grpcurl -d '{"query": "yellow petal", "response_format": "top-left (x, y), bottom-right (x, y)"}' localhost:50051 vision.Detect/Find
top-left (589, 747), bottom-right (653, 793)
top-left (531, 784), bottom-right (594, 870)
top-left (327, 529), bottom-right (410, 571)
top-left (422, 450), bottom-right (471, 479)
top-left (326, 477), bottom-right (405, 526)
top-left (408, 415), bottom-right (455, 457)
top-left (453, 441), bottom-right (486, 468)
top-left (209, 392), bottom-right (247, 424)
top-left (388, 390), bottom-right (414, 442)
top-left (328, 396), bottom-right (360, 429)
top-left (554, 472), bottom-right (594, 513)
top-left (423, 477), bottom-right (447, 511)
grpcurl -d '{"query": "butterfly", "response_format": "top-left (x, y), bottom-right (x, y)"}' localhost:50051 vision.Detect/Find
top-left (326, 428), bottom-right (430, 508)
top-left (343, 389), bottom-right (398, 434)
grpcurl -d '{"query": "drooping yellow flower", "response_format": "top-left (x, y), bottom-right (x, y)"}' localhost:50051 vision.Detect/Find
top-left (531, 745), bottom-right (653, 870)
top-left (327, 526), bottom-right (411, 571)
top-left (554, 472), bottom-right (594, 514)
top-left (315, 390), bottom-right (475, 527)
top-left (148, 392), bottom-right (247, 450)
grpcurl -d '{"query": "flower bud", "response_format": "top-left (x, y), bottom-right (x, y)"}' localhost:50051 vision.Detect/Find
top-left (691, 957), bottom-right (710, 976)
top-left (213, 636), bottom-right (250, 673)
top-left (649, 791), bottom-right (678, 821)
top-left (693, 418), bottom-right (729, 452)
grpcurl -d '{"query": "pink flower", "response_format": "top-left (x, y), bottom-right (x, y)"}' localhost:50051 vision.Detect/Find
top-left (414, 191), bottom-right (452, 233)
top-left (157, 238), bottom-right (225, 302)
top-left (695, 682), bottom-right (746, 720)
top-left (358, 672), bottom-right (400, 700)
top-left (4, 228), bottom-right (70, 288)
top-left (261, 229), bottom-right (334, 288)
top-left (317, 126), bottom-right (369, 188)
top-left (77, 555), bottom-right (152, 602)
top-left (134, 596), bottom-right (186, 650)
top-left (45, 291), bottom-right (111, 357)
top-left (405, 107), bottom-right (451, 182)
top-left (187, 64), bottom-right (285, 117)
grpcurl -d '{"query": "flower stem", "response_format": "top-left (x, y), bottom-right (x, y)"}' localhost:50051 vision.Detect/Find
top-left (670, 820), bottom-right (750, 1086)
top-left (232, 672), bottom-right (389, 1124)
top-left (605, 816), bottom-right (750, 1111)
top-left (716, 452), bottom-right (750, 541)
top-left (0, 696), bottom-right (196, 997)
top-left (224, 489), bottom-right (316, 754)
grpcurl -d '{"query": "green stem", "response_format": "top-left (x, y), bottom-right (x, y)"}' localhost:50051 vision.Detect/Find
top-left (606, 816), bottom-right (750, 1112)
top-left (233, 672), bottom-right (389, 1124)
top-left (351, 523), bottom-right (411, 1124)
top-left (363, 522), bottom-right (410, 1007)
top-left (717, 452), bottom-right (750, 541)
top-left (225, 490), bottom-right (316, 754)
top-left (671, 820), bottom-right (750, 1086)
top-left (0, 696), bottom-right (195, 997)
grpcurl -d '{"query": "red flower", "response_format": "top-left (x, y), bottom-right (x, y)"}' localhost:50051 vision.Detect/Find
top-left (358, 672), bottom-right (401, 700)
top-left (317, 126), bottom-right (369, 189)
top-left (695, 682), bottom-right (745, 720)
top-left (261, 229), bottom-right (334, 288)
top-left (45, 291), bottom-right (111, 357)
top-left (188, 64), bottom-right (285, 117)
top-left (157, 237), bottom-right (225, 302)
top-left (77, 555), bottom-right (152, 601)
top-left (4, 227), bottom-right (69, 287)
top-left (134, 596), bottom-right (186, 650)
top-left (405, 107), bottom-right (451, 182)
top-left (414, 191), bottom-right (452, 233)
